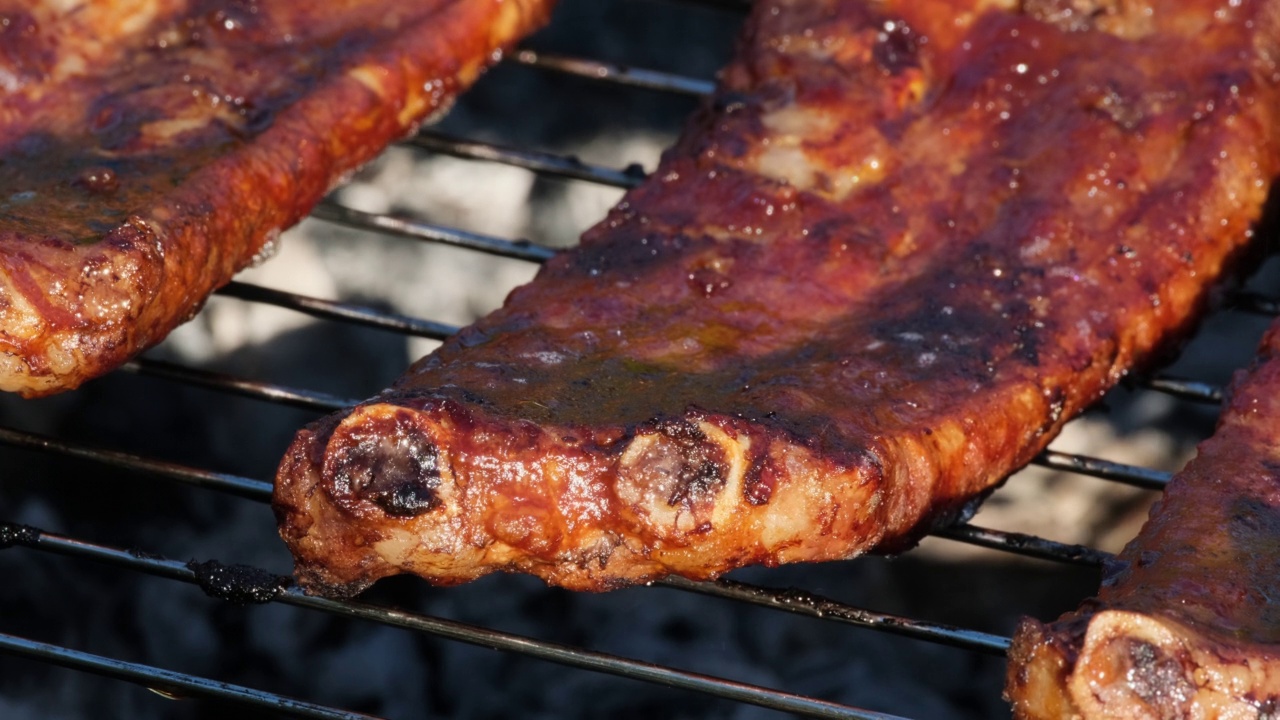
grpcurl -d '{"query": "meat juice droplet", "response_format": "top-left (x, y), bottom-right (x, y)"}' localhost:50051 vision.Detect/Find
top-left (75, 166), bottom-right (119, 195)
top-left (249, 228), bottom-right (282, 266)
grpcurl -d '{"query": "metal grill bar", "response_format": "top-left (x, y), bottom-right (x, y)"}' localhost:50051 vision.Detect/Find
top-left (215, 281), bottom-right (458, 339)
top-left (1034, 450), bottom-right (1171, 491)
top-left (122, 358), bottom-right (356, 413)
top-left (409, 131), bottom-right (644, 189)
top-left (1236, 290), bottom-right (1280, 316)
top-left (509, 50), bottom-right (716, 97)
top-left (391, 132), bottom-right (1280, 337)
top-left (0, 423), bottom-right (1108, 566)
top-left (0, 426), bottom-right (269, 502)
top-left (310, 201), bottom-right (556, 262)
top-left (933, 525), bottom-right (1112, 568)
top-left (201, 281), bottom-right (1260, 414)
top-left (3, 524), bottom-right (911, 720)
top-left (0, 632), bottom-right (383, 720)
top-left (1143, 376), bottom-right (1224, 404)
top-left (660, 576), bottom-right (1011, 655)
top-left (21, 355), bottom-right (1130, 572)
top-left (212, 260), bottom-right (1241, 415)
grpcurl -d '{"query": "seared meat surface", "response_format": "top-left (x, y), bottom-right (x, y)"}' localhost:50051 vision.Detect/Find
top-left (0, 0), bottom-right (556, 396)
top-left (275, 0), bottom-right (1280, 595)
top-left (1006, 320), bottom-right (1280, 719)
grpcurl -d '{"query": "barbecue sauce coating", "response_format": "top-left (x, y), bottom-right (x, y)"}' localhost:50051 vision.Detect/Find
top-left (0, 0), bottom-right (557, 396)
top-left (274, 0), bottom-right (1280, 594)
top-left (1007, 321), bottom-right (1280, 720)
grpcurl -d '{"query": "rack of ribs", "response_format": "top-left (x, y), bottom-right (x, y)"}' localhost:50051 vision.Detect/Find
top-left (274, 0), bottom-right (1280, 595)
top-left (1006, 318), bottom-right (1280, 718)
top-left (0, 0), bottom-right (556, 396)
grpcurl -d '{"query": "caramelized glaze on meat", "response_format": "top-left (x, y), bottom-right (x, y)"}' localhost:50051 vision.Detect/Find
top-left (0, 0), bottom-right (556, 396)
top-left (1006, 321), bottom-right (1280, 719)
top-left (274, 0), bottom-right (1280, 595)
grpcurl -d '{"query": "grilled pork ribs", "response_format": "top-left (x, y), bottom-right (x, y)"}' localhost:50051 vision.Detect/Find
top-left (0, 0), bottom-right (556, 395)
top-left (1007, 319), bottom-right (1280, 719)
top-left (275, 0), bottom-right (1280, 594)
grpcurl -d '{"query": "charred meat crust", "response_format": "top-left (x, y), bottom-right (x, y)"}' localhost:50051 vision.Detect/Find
top-left (1006, 321), bottom-right (1280, 719)
top-left (0, 0), bottom-right (557, 396)
top-left (275, 0), bottom-right (1280, 594)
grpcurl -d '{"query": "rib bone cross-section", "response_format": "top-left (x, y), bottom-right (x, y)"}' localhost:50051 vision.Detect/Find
top-left (1006, 319), bottom-right (1280, 719)
top-left (274, 0), bottom-right (1280, 595)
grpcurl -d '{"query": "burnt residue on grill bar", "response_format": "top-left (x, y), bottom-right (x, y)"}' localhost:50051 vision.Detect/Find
top-left (0, 522), bottom-right (40, 550)
top-left (186, 560), bottom-right (291, 605)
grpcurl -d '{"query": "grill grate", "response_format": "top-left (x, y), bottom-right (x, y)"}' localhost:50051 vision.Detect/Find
top-left (1, 1), bottom-right (1275, 718)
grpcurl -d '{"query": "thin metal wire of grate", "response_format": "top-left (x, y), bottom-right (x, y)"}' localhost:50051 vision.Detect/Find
top-left (0, 1), bottom-right (1272, 718)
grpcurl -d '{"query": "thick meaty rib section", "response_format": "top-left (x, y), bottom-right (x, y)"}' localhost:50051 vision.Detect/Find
top-left (274, 0), bottom-right (1280, 595)
top-left (1006, 321), bottom-right (1280, 719)
top-left (0, 0), bottom-right (556, 396)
